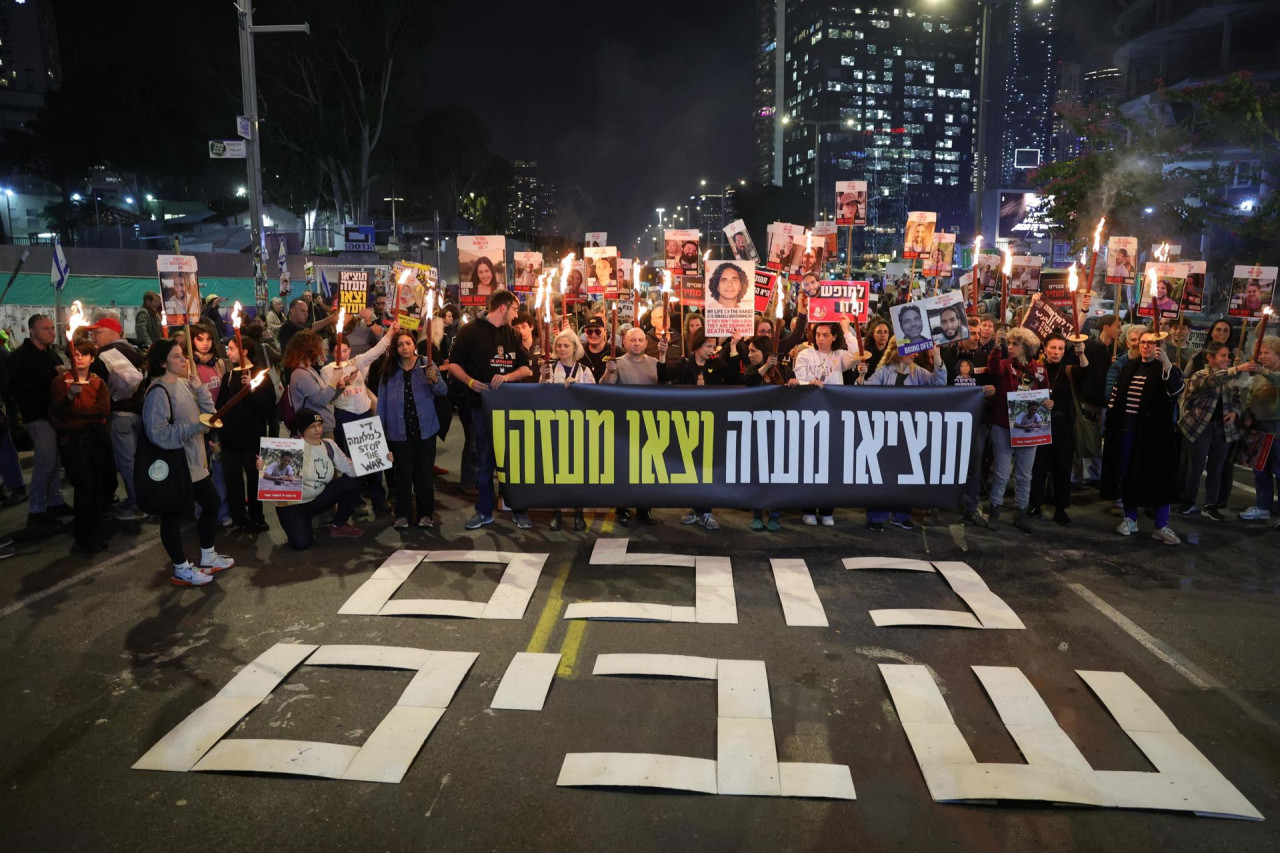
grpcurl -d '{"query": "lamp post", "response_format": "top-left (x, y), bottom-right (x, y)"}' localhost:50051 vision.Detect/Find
top-left (1, 189), bottom-right (12, 245)
top-left (781, 115), bottom-right (855, 223)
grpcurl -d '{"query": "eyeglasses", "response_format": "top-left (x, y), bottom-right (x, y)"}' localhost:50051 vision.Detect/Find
top-left (584, 329), bottom-right (603, 335)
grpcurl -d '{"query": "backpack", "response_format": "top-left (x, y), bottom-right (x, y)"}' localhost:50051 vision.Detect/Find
top-left (277, 371), bottom-right (297, 432)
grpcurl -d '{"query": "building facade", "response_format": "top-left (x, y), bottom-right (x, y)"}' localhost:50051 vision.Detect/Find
top-left (508, 160), bottom-right (559, 239)
top-left (998, 0), bottom-right (1057, 187)
top-left (0, 0), bottom-right (61, 138)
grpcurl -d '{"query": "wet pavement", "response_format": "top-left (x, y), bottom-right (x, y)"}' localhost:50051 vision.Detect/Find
top-left (1, 443), bottom-right (1278, 851)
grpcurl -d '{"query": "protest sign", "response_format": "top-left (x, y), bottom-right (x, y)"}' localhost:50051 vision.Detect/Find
top-left (923, 233), bottom-right (955, 278)
top-left (1020, 299), bottom-right (1075, 341)
top-left (1009, 256), bottom-right (1042, 295)
top-left (390, 261), bottom-right (434, 331)
top-left (157, 255), bottom-right (201, 325)
top-left (809, 281), bottom-right (869, 323)
top-left (891, 291), bottom-right (967, 355)
top-left (584, 232), bottom-right (607, 247)
top-left (891, 302), bottom-right (935, 356)
top-left (343, 416), bottom-right (392, 475)
top-left (1040, 269), bottom-right (1070, 305)
top-left (811, 222), bottom-right (839, 254)
top-left (616, 296), bottom-right (636, 324)
top-left (513, 252), bottom-right (543, 295)
top-left (724, 219), bottom-right (760, 261)
top-left (903, 211), bottom-right (937, 260)
top-left (753, 268), bottom-right (778, 313)
top-left (1181, 260), bottom-right (1206, 315)
top-left (835, 180), bottom-right (868, 227)
top-left (563, 261), bottom-right (586, 304)
top-left (1138, 262), bottom-right (1189, 320)
top-left (975, 253), bottom-right (1002, 295)
top-left (766, 223), bottom-right (802, 272)
top-left (1105, 237), bottom-right (1138, 285)
top-left (258, 437), bottom-right (304, 501)
top-left (584, 246), bottom-right (620, 298)
top-left (664, 229), bottom-right (701, 273)
top-left (1237, 430), bottom-right (1275, 472)
top-left (679, 275), bottom-right (704, 308)
top-left (458, 235), bottom-right (506, 307)
top-left (704, 260), bottom-right (754, 337)
top-left (1008, 389), bottom-right (1052, 447)
top-left (1228, 264), bottom-right (1278, 318)
top-left (338, 269), bottom-right (370, 315)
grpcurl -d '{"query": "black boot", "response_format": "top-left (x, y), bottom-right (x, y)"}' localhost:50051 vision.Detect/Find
top-left (1013, 508), bottom-right (1032, 534)
top-left (549, 510), bottom-right (562, 531)
top-left (573, 511), bottom-right (586, 531)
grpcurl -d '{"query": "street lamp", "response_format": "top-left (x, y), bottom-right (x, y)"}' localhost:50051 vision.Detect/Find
top-left (1, 188), bottom-right (12, 245)
top-left (781, 115), bottom-right (855, 223)
top-left (125, 196), bottom-right (135, 205)
top-left (656, 207), bottom-right (665, 228)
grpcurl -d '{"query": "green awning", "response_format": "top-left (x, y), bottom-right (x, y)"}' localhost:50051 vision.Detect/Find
top-left (0, 274), bottom-right (259, 308)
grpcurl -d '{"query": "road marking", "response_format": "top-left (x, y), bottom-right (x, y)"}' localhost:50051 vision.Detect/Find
top-left (1056, 576), bottom-right (1215, 690)
top-left (556, 620), bottom-right (589, 678)
top-left (0, 539), bottom-right (156, 619)
top-left (524, 561), bottom-right (571, 654)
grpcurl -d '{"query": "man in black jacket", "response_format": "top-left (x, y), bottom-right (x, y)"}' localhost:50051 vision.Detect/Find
top-left (8, 314), bottom-right (70, 524)
top-left (86, 310), bottom-right (147, 521)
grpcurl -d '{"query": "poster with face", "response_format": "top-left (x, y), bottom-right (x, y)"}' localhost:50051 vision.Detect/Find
top-left (811, 221), bottom-right (839, 254)
top-left (458, 235), bottom-right (506, 307)
top-left (793, 234), bottom-right (825, 278)
top-left (975, 253), bottom-right (1003, 295)
top-left (703, 260), bottom-right (755, 337)
top-left (1009, 256), bottom-right (1043, 295)
top-left (766, 222), bottom-right (802, 272)
top-left (809, 281), bottom-right (869, 323)
top-left (1105, 237), bottom-right (1138, 285)
top-left (1138, 262), bottom-right (1189, 320)
top-left (584, 231), bottom-right (607, 248)
top-left (753, 268), bottom-right (778, 313)
top-left (390, 261), bottom-right (434, 331)
top-left (723, 219), bottom-right (760, 262)
top-left (923, 233), bottom-right (956, 278)
top-left (902, 211), bottom-right (937, 260)
top-left (835, 180), bottom-right (868, 227)
top-left (1008, 389), bottom-right (1052, 447)
top-left (890, 291), bottom-right (966, 355)
top-left (664, 229), bottom-right (702, 273)
top-left (156, 254), bottom-right (201, 325)
top-left (562, 260), bottom-right (586, 304)
top-left (584, 246), bottom-right (619, 298)
top-left (513, 252), bottom-right (543, 295)
top-left (1180, 260), bottom-right (1206, 315)
top-left (257, 437), bottom-right (305, 501)
top-left (1228, 265), bottom-right (1277, 318)
top-left (926, 290), bottom-right (970, 346)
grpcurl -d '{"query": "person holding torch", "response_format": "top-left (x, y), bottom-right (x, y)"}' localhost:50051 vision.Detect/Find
top-left (50, 332), bottom-right (111, 554)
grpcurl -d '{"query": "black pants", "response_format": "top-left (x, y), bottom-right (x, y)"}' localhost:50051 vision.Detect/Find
top-left (160, 476), bottom-right (220, 564)
top-left (274, 476), bottom-right (361, 550)
top-left (389, 437), bottom-right (436, 520)
top-left (1030, 411), bottom-right (1074, 512)
top-left (221, 449), bottom-right (264, 525)
top-left (59, 427), bottom-right (111, 548)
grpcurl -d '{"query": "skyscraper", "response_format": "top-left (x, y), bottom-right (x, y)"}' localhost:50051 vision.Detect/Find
top-left (776, 1), bottom-right (982, 259)
top-left (754, 0), bottom-right (785, 185)
top-left (0, 0), bottom-right (62, 137)
top-left (508, 160), bottom-right (559, 239)
top-left (998, 0), bottom-right (1057, 187)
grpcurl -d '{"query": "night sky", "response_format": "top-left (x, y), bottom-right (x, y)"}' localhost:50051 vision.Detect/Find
top-left (52, 0), bottom-right (1125, 248)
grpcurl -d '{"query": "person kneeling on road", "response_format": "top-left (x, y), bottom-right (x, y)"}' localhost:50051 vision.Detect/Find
top-left (259, 408), bottom-right (369, 550)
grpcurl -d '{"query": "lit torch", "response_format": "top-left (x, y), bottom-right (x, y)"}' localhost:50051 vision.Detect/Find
top-left (334, 305), bottom-right (346, 366)
top-left (559, 253), bottom-right (573, 328)
top-left (231, 301), bottom-right (248, 370)
top-left (1085, 217), bottom-right (1105, 293)
top-left (1066, 262), bottom-right (1087, 341)
top-left (160, 311), bottom-right (169, 339)
top-left (970, 234), bottom-right (983, 314)
top-left (1000, 246), bottom-right (1013, 323)
top-left (66, 300), bottom-right (88, 382)
top-left (1253, 306), bottom-right (1272, 362)
top-left (202, 368), bottom-right (269, 428)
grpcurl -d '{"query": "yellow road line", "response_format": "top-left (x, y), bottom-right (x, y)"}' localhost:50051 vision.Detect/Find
top-left (556, 620), bottom-right (589, 678)
top-left (524, 561), bottom-right (572, 654)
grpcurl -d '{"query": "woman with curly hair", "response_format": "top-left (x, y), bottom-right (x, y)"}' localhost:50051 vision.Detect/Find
top-left (284, 330), bottom-right (349, 438)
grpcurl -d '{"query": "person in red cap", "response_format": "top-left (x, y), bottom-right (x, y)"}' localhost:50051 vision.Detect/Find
top-left (87, 309), bottom-right (148, 521)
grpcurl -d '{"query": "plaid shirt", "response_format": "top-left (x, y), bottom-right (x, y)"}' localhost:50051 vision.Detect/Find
top-left (1177, 367), bottom-right (1244, 443)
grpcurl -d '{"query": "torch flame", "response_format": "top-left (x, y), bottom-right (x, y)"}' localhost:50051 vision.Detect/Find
top-left (397, 266), bottom-right (415, 285)
top-left (534, 276), bottom-right (545, 311)
top-left (973, 235), bottom-right (983, 253)
top-left (249, 368), bottom-right (269, 390)
top-left (775, 292), bottom-right (784, 319)
top-left (805, 231), bottom-right (814, 252)
top-left (1147, 264), bottom-right (1159, 297)
top-left (336, 305), bottom-right (346, 333)
top-left (1093, 217), bottom-right (1105, 252)
top-left (1068, 261), bottom-right (1079, 293)
top-left (1001, 247), bottom-right (1013, 277)
top-left (66, 300), bottom-right (85, 341)
top-left (1155, 241), bottom-right (1170, 263)
top-left (161, 313), bottom-right (168, 331)
top-left (633, 260), bottom-right (642, 294)
top-left (231, 300), bottom-right (243, 330)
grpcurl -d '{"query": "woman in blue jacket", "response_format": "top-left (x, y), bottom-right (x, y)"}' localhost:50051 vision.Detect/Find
top-left (377, 329), bottom-right (449, 529)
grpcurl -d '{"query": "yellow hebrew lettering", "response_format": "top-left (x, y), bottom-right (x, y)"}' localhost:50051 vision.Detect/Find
top-left (640, 411), bottom-right (671, 484)
top-left (627, 410), bottom-right (641, 484)
top-left (535, 410), bottom-right (559, 484)
top-left (556, 410), bottom-right (585, 484)
top-left (587, 410), bottom-right (614, 484)
top-left (670, 411), bottom-right (700, 484)
top-left (492, 410), bottom-right (507, 484)
top-left (507, 410), bottom-right (536, 485)
top-left (701, 411), bottom-right (715, 483)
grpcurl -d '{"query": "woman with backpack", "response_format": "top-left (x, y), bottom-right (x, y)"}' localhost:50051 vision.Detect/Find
top-left (140, 338), bottom-right (235, 587)
top-left (282, 330), bottom-right (349, 437)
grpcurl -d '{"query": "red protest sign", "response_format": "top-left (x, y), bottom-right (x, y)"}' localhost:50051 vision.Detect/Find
top-left (754, 269), bottom-right (778, 313)
top-left (808, 280), bottom-right (869, 323)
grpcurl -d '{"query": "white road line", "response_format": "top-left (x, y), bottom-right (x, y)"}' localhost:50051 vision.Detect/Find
top-left (0, 539), bottom-right (156, 619)
top-left (1057, 576), bottom-right (1216, 690)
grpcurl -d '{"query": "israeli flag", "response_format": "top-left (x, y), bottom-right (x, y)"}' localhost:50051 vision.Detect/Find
top-left (318, 268), bottom-right (332, 300)
top-left (277, 240), bottom-right (287, 276)
top-left (51, 240), bottom-right (70, 291)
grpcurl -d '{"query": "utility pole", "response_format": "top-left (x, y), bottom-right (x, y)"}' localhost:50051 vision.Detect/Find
top-left (237, 0), bottom-right (308, 311)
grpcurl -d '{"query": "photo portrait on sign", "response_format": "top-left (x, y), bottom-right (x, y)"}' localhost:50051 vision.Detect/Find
top-left (891, 301), bottom-right (934, 356)
top-left (664, 229), bottom-right (701, 273)
top-left (704, 260), bottom-right (755, 337)
top-left (923, 232), bottom-right (956, 278)
top-left (799, 272), bottom-right (822, 300)
top-left (584, 246), bottom-right (619, 297)
top-left (835, 180), bottom-right (868, 227)
top-left (975, 253), bottom-right (1003, 295)
top-left (513, 252), bottom-right (543, 294)
top-left (927, 290), bottom-right (970, 345)
top-left (766, 223), bottom-right (802, 272)
top-left (563, 261), bottom-right (586, 303)
top-left (257, 437), bottom-right (304, 501)
top-left (1008, 389), bottom-right (1052, 447)
top-left (724, 219), bottom-right (760, 262)
top-left (1009, 255), bottom-right (1043, 295)
top-left (1181, 260), bottom-right (1206, 315)
top-left (1228, 265), bottom-right (1278, 318)
top-left (1105, 236), bottom-right (1138, 285)
top-left (1138, 262), bottom-right (1188, 320)
top-left (794, 234), bottom-right (825, 278)
top-left (584, 231), bottom-right (607, 248)
top-left (902, 211), bottom-right (937, 260)
top-left (156, 255), bottom-right (201, 324)
top-left (811, 222), bottom-right (839, 255)
top-left (390, 261), bottom-right (431, 330)
top-left (458, 235), bottom-right (506, 306)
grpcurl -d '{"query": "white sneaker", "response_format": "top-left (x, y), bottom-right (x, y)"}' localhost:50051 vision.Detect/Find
top-left (1239, 507), bottom-right (1271, 521)
top-left (197, 553), bottom-right (236, 573)
top-left (171, 564), bottom-right (213, 586)
top-left (802, 514), bottom-right (818, 526)
top-left (681, 512), bottom-right (700, 525)
top-left (1151, 526), bottom-right (1181, 546)
top-left (1115, 518), bottom-right (1138, 536)
top-left (820, 515), bottom-right (835, 526)
top-left (699, 513), bottom-right (720, 531)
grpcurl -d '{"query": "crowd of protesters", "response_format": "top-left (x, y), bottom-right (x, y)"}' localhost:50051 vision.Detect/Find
top-left (1, 274), bottom-right (1276, 580)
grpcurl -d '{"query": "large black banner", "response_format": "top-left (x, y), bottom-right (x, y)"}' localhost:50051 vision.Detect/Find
top-left (482, 385), bottom-right (985, 509)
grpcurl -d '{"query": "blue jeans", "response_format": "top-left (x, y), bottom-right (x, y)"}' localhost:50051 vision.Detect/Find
top-left (989, 425), bottom-right (1035, 510)
top-left (26, 419), bottom-right (66, 513)
top-left (472, 406), bottom-right (523, 518)
top-left (108, 412), bottom-right (140, 509)
top-left (1183, 421), bottom-right (1229, 507)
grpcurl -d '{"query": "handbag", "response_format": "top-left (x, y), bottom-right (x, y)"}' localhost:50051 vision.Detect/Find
top-left (1067, 366), bottom-right (1101, 458)
top-left (134, 384), bottom-right (194, 515)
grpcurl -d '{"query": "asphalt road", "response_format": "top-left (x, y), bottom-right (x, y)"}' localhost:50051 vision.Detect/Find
top-left (1, 440), bottom-right (1278, 852)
